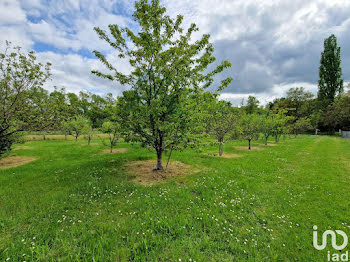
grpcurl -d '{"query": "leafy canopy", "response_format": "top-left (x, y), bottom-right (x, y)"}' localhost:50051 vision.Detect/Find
top-left (318, 34), bottom-right (343, 104)
top-left (92, 0), bottom-right (233, 169)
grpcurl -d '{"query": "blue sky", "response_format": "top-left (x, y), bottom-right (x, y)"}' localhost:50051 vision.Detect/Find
top-left (0, 0), bottom-right (349, 105)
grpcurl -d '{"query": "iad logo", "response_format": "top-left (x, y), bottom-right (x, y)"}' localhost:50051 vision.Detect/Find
top-left (313, 225), bottom-right (348, 261)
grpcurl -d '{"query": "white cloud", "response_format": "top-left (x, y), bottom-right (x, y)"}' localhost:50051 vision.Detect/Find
top-left (220, 82), bottom-right (318, 106)
top-left (29, 20), bottom-right (82, 51)
top-left (1, 0), bottom-right (349, 100)
top-left (37, 51), bottom-right (126, 96)
top-left (0, 0), bottom-right (26, 25)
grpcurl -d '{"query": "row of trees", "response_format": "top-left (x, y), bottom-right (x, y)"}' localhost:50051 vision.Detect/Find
top-left (1, 0), bottom-right (348, 171)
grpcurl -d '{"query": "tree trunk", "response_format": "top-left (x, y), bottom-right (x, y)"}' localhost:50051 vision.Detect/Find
top-left (265, 137), bottom-right (268, 145)
top-left (75, 136), bottom-right (78, 142)
top-left (88, 136), bottom-right (91, 145)
top-left (156, 149), bottom-right (163, 171)
top-left (248, 139), bottom-right (251, 150)
top-left (275, 135), bottom-right (279, 142)
top-left (43, 134), bottom-right (46, 140)
top-left (110, 144), bottom-right (113, 153)
top-left (219, 142), bottom-right (223, 156)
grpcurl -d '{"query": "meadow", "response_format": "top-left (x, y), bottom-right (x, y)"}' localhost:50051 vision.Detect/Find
top-left (0, 135), bottom-right (349, 261)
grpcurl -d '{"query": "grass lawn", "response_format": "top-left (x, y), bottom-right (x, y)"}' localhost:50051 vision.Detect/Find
top-left (0, 135), bottom-right (349, 261)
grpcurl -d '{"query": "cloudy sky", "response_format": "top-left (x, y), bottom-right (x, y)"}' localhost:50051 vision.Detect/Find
top-left (1, 0), bottom-right (349, 105)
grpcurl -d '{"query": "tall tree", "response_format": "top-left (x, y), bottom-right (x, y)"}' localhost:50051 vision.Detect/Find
top-left (318, 34), bottom-right (343, 104)
top-left (92, 0), bottom-right (232, 170)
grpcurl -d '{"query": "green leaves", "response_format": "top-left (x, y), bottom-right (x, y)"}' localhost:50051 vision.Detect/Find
top-left (92, 0), bottom-right (233, 168)
top-left (318, 34), bottom-right (343, 105)
top-left (238, 114), bottom-right (261, 141)
top-left (0, 41), bottom-right (52, 155)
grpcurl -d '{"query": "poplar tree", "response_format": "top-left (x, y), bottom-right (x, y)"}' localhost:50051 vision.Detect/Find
top-left (318, 34), bottom-right (343, 105)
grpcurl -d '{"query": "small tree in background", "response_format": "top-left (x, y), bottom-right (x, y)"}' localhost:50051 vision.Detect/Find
top-left (84, 125), bottom-right (94, 145)
top-left (290, 117), bottom-right (312, 137)
top-left (239, 114), bottom-right (261, 150)
top-left (318, 34), bottom-right (343, 106)
top-left (208, 100), bottom-right (237, 156)
top-left (101, 121), bottom-right (121, 153)
top-left (67, 116), bottom-right (90, 142)
top-left (271, 111), bottom-right (290, 142)
top-left (61, 121), bottom-right (71, 140)
top-left (261, 115), bottom-right (273, 145)
top-left (245, 96), bottom-right (260, 114)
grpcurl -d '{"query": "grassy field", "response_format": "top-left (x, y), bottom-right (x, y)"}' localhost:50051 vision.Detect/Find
top-left (0, 136), bottom-right (349, 261)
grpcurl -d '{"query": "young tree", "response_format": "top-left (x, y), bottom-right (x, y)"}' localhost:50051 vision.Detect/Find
top-left (101, 121), bottom-right (121, 153)
top-left (318, 34), bottom-right (343, 105)
top-left (208, 100), bottom-right (237, 156)
top-left (85, 125), bottom-right (94, 145)
top-left (261, 114), bottom-right (273, 145)
top-left (239, 114), bottom-right (261, 150)
top-left (92, 0), bottom-right (232, 170)
top-left (270, 111), bottom-right (291, 142)
top-left (290, 117), bottom-right (312, 137)
top-left (67, 116), bottom-right (90, 142)
top-left (0, 41), bottom-right (51, 155)
top-left (61, 121), bottom-right (71, 140)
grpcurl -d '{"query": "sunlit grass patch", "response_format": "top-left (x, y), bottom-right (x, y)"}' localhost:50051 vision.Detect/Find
top-left (0, 155), bottom-right (37, 169)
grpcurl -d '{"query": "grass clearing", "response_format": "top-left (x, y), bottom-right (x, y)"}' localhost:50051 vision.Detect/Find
top-left (0, 136), bottom-right (349, 261)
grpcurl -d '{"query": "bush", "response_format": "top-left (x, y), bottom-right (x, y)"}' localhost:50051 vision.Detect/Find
top-left (0, 135), bottom-right (14, 157)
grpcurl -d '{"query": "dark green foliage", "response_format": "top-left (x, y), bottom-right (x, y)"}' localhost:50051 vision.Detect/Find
top-left (0, 135), bottom-right (13, 156)
top-left (244, 96), bottom-right (260, 114)
top-left (318, 34), bottom-right (343, 104)
top-left (324, 95), bottom-right (350, 130)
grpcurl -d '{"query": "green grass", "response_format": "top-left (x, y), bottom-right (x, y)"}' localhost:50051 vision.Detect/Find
top-left (0, 136), bottom-right (349, 261)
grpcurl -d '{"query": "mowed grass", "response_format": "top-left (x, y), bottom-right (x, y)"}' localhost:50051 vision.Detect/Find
top-left (0, 136), bottom-right (349, 261)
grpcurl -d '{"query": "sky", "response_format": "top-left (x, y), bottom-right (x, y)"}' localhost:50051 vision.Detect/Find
top-left (0, 0), bottom-right (349, 106)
